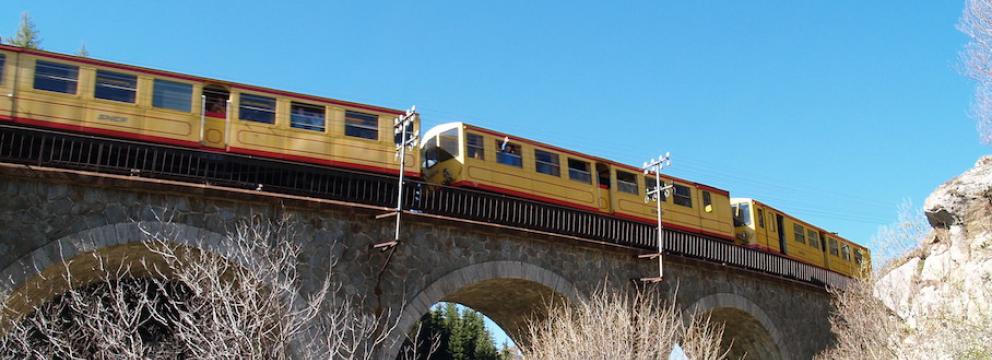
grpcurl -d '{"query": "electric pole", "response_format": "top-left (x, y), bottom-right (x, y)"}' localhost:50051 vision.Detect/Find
top-left (374, 105), bottom-right (418, 250)
top-left (639, 152), bottom-right (672, 283)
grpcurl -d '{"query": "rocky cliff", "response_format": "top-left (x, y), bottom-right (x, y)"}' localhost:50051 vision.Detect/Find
top-left (874, 156), bottom-right (992, 350)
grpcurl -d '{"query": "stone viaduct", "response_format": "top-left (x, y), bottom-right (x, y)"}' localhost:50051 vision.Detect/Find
top-left (0, 163), bottom-right (835, 359)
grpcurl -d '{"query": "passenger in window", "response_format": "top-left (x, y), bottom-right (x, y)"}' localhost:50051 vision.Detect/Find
top-left (209, 100), bottom-right (226, 115)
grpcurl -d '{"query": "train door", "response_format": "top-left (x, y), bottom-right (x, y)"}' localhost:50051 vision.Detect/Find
top-left (595, 163), bottom-right (612, 212)
top-left (819, 231), bottom-right (829, 265)
top-left (776, 214), bottom-right (787, 254)
top-left (201, 85), bottom-right (230, 149)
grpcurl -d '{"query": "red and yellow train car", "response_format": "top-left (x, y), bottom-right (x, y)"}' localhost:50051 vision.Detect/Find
top-left (421, 122), bottom-right (734, 240)
top-left (0, 45), bottom-right (418, 177)
top-left (731, 198), bottom-right (871, 277)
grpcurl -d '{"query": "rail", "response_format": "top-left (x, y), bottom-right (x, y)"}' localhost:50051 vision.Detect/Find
top-left (0, 124), bottom-right (849, 288)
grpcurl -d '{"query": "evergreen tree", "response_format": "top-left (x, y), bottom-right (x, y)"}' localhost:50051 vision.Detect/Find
top-left (10, 12), bottom-right (41, 49)
top-left (402, 303), bottom-right (509, 360)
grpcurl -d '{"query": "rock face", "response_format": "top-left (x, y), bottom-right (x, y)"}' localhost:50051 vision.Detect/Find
top-left (877, 156), bottom-right (992, 326)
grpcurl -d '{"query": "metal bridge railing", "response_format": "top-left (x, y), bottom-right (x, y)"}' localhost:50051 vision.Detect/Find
top-left (0, 124), bottom-right (848, 288)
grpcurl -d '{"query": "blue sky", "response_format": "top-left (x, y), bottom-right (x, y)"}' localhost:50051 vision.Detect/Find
top-left (4, 0), bottom-right (982, 349)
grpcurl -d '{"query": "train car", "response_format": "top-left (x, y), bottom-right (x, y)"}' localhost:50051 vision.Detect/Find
top-left (0, 45), bottom-right (418, 177)
top-left (421, 122), bottom-right (734, 240)
top-left (823, 232), bottom-right (872, 278)
top-left (731, 198), bottom-right (872, 277)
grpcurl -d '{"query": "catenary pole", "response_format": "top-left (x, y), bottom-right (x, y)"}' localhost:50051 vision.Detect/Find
top-left (640, 152), bottom-right (672, 282)
top-left (375, 106), bottom-right (418, 249)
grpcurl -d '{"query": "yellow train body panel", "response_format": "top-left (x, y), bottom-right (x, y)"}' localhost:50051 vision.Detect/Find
top-left (422, 122), bottom-right (734, 241)
top-left (225, 90), bottom-right (418, 174)
top-left (1, 45), bottom-right (417, 177)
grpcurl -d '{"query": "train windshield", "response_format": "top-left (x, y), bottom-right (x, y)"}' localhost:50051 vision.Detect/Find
top-left (733, 203), bottom-right (751, 226)
top-left (423, 136), bottom-right (438, 168)
top-left (422, 129), bottom-right (460, 169)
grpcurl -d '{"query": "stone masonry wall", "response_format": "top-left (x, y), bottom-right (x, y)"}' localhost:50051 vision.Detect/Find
top-left (0, 165), bottom-right (834, 359)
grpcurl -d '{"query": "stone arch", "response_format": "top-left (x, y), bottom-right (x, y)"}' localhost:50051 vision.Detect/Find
top-left (0, 221), bottom-right (229, 317)
top-left (383, 261), bottom-right (579, 360)
top-left (687, 293), bottom-right (788, 360)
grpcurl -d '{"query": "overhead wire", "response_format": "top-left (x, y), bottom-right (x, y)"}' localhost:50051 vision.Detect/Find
top-left (314, 92), bottom-right (898, 228)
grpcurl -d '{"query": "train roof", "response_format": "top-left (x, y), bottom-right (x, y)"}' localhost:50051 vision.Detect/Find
top-left (0, 44), bottom-right (406, 116)
top-left (423, 122), bottom-right (730, 196)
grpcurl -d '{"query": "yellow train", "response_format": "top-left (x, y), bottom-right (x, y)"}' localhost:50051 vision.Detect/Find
top-left (422, 122), bottom-right (735, 241)
top-left (421, 122), bottom-right (871, 278)
top-left (0, 45), bottom-right (419, 177)
top-left (0, 45), bottom-right (870, 278)
top-left (731, 198), bottom-right (871, 277)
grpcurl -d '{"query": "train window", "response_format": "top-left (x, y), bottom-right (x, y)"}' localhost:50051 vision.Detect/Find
top-left (841, 244), bottom-right (851, 261)
top-left (34, 60), bottom-right (79, 94)
top-left (439, 129), bottom-right (460, 160)
top-left (394, 119), bottom-right (414, 145)
top-left (535, 149), bottom-right (561, 177)
top-left (645, 177), bottom-right (667, 201)
top-left (829, 238), bottom-right (839, 256)
top-left (0, 54), bottom-right (5, 84)
top-left (467, 133), bottom-right (485, 160)
top-left (239, 93), bottom-right (276, 123)
top-left (568, 159), bottom-right (592, 183)
top-left (793, 224), bottom-right (806, 244)
top-left (617, 171), bottom-right (638, 194)
top-left (702, 191), bottom-right (712, 212)
top-left (422, 136), bottom-right (438, 168)
top-left (203, 86), bottom-right (229, 118)
top-left (496, 140), bottom-right (522, 167)
top-left (673, 184), bottom-right (692, 207)
top-left (854, 249), bottom-right (864, 265)
top-left (733, 203), bottom-right (751, 226)
top-left (345, 111), bottom-right (379, 140)
top-left (290, 102), bottom-right (325, 132)
top-left (152, 79), bottom-right (192, 112)
top-left (757, 208), bottom-right (765, 228)
top-left (94, 70), bottom-right (137, 103)
top-left (807, 230), bottom-right (820, 249)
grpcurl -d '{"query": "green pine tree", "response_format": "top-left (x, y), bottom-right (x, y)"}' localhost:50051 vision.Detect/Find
top-left (498, 341), bottom-right (514, 359)
top-left (401, 303), bottom-right (510, 360)
top-left (10, 12), bottom-right (41, 49)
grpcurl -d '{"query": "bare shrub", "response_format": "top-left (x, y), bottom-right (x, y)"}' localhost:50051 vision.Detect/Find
top-left (961, 0), bottom-right (992, 144)
top-left (815, 278), bottom-right (907, 360)
top-left (870, 199), bottom-right (928, 273)
top-left (818, 275), bottom-right (992, 359)
top-left (520, 286), bottom-right (730, 360)
top-left (0, 216), bottom-right (394, 359)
